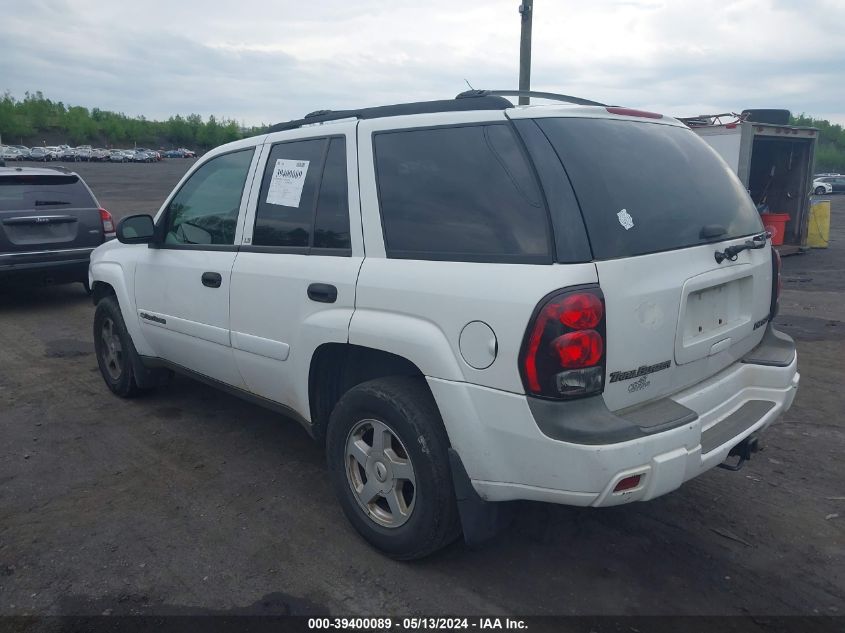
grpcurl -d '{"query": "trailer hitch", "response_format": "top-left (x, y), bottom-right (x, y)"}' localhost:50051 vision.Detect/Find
top-left (718, 436), bottom-right (761, 471)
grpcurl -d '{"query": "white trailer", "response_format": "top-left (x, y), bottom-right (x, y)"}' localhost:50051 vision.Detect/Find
top-left (683, 112), bottom-right (819, 255)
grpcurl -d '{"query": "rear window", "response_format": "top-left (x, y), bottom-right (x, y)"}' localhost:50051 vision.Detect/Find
top-left (0, 175), bottom-right (96, 212)
top-left (535, 118), bottom-right (763, 259)
top-left (374, 124), bottom-right (551, 263)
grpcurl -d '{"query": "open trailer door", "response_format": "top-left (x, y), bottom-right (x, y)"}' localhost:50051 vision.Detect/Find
top-left (682, 111), bottom-right (818, 256)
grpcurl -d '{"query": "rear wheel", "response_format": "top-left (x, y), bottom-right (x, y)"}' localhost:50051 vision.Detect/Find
top-left (326, 376), bottom-right (460, 560)
top-left (94, 296), bottom-right (150, 397)
top-left (814, 186), bottom-right (826, 195)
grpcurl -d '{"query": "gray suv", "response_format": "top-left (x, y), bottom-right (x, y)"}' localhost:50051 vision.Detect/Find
top-left (0, 166), bottom-right (115, 289)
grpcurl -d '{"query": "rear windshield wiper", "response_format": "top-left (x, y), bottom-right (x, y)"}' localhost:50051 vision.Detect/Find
top-left (715, 233), bottom-right (768, 263)
top-left (700, 224), bottom-right (727, 240)
top-left (34, 200), bottom-right (71, 206)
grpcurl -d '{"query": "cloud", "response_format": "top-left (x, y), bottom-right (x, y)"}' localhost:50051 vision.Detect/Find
top-left (1, 0), bottom-right (843, 126)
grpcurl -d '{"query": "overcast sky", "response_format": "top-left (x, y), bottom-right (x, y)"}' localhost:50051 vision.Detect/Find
top-left (2, 0), bottom-right (844, 126)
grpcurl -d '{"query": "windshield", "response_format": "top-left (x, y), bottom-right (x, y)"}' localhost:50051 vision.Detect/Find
top-left (535, 117), bottom-right (763, 259)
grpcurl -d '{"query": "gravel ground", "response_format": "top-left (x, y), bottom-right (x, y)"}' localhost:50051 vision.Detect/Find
top-left (0, 163), bottom-right (842, 619)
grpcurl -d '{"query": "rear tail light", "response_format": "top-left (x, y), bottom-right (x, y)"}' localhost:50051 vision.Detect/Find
top-left (519, 286), bottom-right (606, 400)
top-left (769, 246), bottom-right (782, 318)
top-left (554, 330), bottom-right (603, 368)
top-left (99, 208), bottom-right (116, 238)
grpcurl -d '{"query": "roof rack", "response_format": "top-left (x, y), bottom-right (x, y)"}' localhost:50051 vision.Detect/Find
top-left (456, 89), bottom-right (606, 107)
top-left (267, 88), bottom-right (606, 133)
top-left (267, 93), bottom-right (512, 133)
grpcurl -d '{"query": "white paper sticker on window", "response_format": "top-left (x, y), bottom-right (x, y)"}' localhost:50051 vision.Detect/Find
top-left (617, 208), bottom-right (634, 230)
top-left (266, 159), bottom-right (310, 207)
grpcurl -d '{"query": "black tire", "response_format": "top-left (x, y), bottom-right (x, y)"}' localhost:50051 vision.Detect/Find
top-left (93, 295), bottom-right (149, 398)
top-left (815, 186), bottom-right (826, 196)
top-left (326, 376), bottom-right (461, 560)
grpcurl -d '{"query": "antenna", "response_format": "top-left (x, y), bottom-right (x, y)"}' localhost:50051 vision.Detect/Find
top-left (464, 79), bottom-right (475, 91)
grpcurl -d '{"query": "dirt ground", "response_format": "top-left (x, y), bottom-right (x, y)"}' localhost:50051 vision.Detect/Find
top-left (0, 162), bottom-right (842, 618)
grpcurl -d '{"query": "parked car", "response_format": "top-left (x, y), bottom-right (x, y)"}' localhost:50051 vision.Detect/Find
top-left (91, 148), bottom-right (110, 162)
top-left (177, 147), bottom-right (196, 158)
top-left (28, 147), bottom-right (51, 162)
top-left (90, 91), bottom-right (798, 559)
top-left (162, 149), bottom-right (184, 158)
top-left (0, 146), bottom-right (23, 161)
top-left (45, 147), bottom-right (60, 160)
top-left (108, 150), bottom-right (127, 163)
top-left (58, 147), bottom-right (78, 161)
top-left (131, 150), bottom-right (155, 163)
top-left (135, 148), bottom-right (161, 162)
top-left (815, 175), bottom-right (845, 194)
top-left (11, 145), bottom-right (31, 159)
top-left (76, 148), bottom-right (93, 162)
top-left (1, 165), bottom-right (115, 289)
top-left (813, 179), bottom-right (833, 195)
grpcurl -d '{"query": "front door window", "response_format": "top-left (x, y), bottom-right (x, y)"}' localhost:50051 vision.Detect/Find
top-left (162, 149), bottom-right (254, 246)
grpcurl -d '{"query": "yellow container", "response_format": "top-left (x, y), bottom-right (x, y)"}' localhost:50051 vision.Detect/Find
top-left (807, 200), bottom-right (830, 248)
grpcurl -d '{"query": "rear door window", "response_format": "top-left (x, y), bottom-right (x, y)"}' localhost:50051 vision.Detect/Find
top-left (535, 118), bottom-right (763, 259)
top-left (0, 175), bottom-right (96, 211)
top-left (313, 137), bottom-right (351, 250)
top-left (373, 124), bottom-right (551, 263)
top-left (253, 138), bottom-right (326, 248)
top-left (251, 136), bottom-right (351, 252)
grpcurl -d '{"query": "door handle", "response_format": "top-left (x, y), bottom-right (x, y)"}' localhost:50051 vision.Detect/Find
top-left (201, 272), bottom-right (222, 288)
top-left (307, 283), bottom-right (337, 303)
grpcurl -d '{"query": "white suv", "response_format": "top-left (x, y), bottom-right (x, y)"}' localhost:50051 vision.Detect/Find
top-left (89, 90), bottom-right (799, 559)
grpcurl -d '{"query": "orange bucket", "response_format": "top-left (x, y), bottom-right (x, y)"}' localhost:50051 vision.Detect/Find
top-left (760, 213), bottom-right (790, 246)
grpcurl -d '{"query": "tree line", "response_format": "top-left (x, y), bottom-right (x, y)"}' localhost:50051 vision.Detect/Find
top-left (0, 91), bottom-right (266, 149)
top-left (791, 113), bottom-right (845, 173)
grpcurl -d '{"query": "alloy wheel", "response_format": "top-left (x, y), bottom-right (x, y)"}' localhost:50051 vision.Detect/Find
top-left (100, 317), bottom-right (124, 381)
top-left (345, 418), bottom-right (416, 528)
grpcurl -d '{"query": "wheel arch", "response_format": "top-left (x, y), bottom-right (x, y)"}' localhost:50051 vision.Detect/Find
top-left (90, 260), bottom-right (154, 357)
top-left (91, 279), bottom-right (116, 305)
top-left (308, 343), bottom-right (444, 444)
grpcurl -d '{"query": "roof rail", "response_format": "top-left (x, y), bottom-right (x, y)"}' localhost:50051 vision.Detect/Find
top-left (457, 89), bottom-right (606, 107)
top-left (268, 94), bottom-right (512, 133)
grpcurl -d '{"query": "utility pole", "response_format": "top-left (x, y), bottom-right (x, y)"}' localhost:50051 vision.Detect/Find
top-left (518, 0), bottom-right (533, 105)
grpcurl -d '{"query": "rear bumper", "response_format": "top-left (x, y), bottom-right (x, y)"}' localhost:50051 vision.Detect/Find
top-left (0, 250), bottom-right (93, 283)
top-left (430, 327), bottom-right (798, 507)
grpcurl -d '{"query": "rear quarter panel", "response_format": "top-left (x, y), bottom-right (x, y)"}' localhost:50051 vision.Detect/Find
top-left (353, 111), bottom-right (599, 392)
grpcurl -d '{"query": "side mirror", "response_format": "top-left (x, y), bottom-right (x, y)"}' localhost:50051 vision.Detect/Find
top-left (116, 214), bottom-right (155, 244)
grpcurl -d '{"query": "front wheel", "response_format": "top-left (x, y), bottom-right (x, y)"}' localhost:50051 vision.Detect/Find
top-left (94, 296), bottom-right (150, 397)
top-left (326, 376), bottom-right (460, 560)
top-left (815, 186), bottom-right (826, 195)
